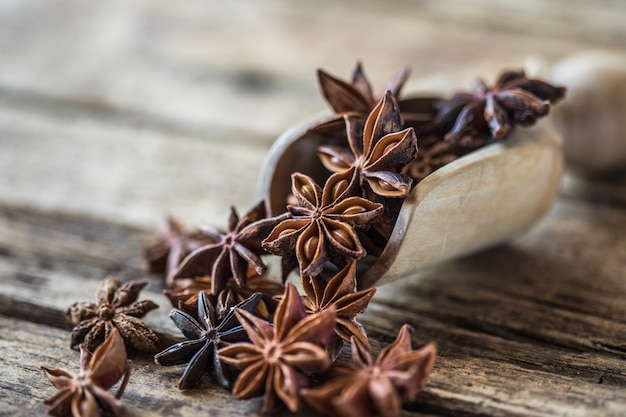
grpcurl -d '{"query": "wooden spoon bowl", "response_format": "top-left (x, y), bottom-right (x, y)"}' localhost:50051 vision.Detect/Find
top-left (260, 116), bottom-right (563, 288)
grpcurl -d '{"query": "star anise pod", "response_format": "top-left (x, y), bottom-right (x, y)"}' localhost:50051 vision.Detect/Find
top-left (154, 291), bottom-right (261, 389)
top-left (433, 70), bottom-right (566, 146)
top-left (302, 325), bottom-right (437, 417)
top-left (317, 91), bottom-right (418, 201)
top-left (262, 171), bottom-right (383, 278)
top-left (65, 277), bottom-right (160, 353)
top-left (142, 216), bottom-right (214, 288)
top-left (172, 201), bottom-right (287, 295)
top-left (42, 327), bottom-right (131, 417)
top-left (218, 283), bottom-right (336, 414)
top-left (404, 134), bottom-right (463, 182)
top-left (317, 62), bottom-right (438, 128)
top-left (165, 270), bottom-right (284, 319)
top-left (301, 260), bottom-right (376, 352)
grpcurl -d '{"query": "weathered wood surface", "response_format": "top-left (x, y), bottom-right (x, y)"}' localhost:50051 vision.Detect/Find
top-left (1, 1), bottom-right (626, 416)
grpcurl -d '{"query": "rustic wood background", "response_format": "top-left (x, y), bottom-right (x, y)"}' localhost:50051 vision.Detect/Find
top-left (1, 1), bottom-right (626, 416)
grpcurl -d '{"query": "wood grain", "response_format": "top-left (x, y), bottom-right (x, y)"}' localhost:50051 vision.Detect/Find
top-left (1, 0), bottom-right (626, 416)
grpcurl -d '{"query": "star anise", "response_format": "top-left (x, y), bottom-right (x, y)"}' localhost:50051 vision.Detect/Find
top-left (317, 62), bottom-right (438, 128)
top-left (165, 270), bottom-right (284, 319)
top-left (42, 327), bottom-right (131, 417)
top-left (262, 171), bottom-right (383, 278)
top-left (218, 283), bottom-right (336, 414)
top-left (302, 325), bottom-right (437, 417)
top-left (65, 277), bottom-right (160, 353)
top-left (154, 291), bottom-right (261, 389)
top-left (404, 134), bottom-right (463, 182)
top-left (433, 70), bottom-right (566, 146)
top-left (172, 201), bottom-right (286, 295)
top-left (301, 260), bottom-right (376, 352)
top-left (142, 216), bottom-right (214, 288)
top-left (317, 91), bottom-right (418, 201)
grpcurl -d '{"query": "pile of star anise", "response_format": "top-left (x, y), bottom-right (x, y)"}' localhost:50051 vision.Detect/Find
top-left (41, 63), bottom-right (565, 417)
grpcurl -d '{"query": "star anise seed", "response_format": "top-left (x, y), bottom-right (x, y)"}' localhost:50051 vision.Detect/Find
top-left (42, 327), bottom-right (131, 417)
top-left (262, 171), bottom-right (383, 278)
top-left (172, 201), bottom-right (287, 295)
top-left (301, 260), bottom-right (376, 354)
top-left (302, 324), bottom-right (437, 417)
top-left (65, 277), bottom-right (160, 353)
top-left (154, 291), bottom-right (262, 389)
top-left (218, 283), bottom-right (336, 414)
top-left (433, 70), bottom-right (566, 146)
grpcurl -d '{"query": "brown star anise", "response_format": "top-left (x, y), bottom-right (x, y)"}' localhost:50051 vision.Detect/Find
top-left (65, 277), bottom-right (160, 353)
top-left (42, 327), bottom-right (131, 417)
top-left (317, 62), bottom-right (438, 128)
top-left (404, 134), bottom-right (463, 182)
top-left (433, 70), bottom-right (566, 146)
top-left (142, 216), bottom-right (214, 288)
top-left (302, 325), bottom-right (437, 417)
top-left (262, 171), bottom-right (383, 278)
top-left (301, 260), bottom-right (376, 352)
top-left (154, 291), bottom-right (261, 389)
top-left (165, 270), bottom-right (284, 319)
top-left (218, 283), bottom-right (336, 414)
top-left (317, 91), bottom-right (418, 200)
top-left (172, 201), bottom-right (286, 295)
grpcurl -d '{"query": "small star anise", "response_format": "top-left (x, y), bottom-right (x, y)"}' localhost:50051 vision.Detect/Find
top-left (302, 325), bottom-right (437, 417)
top-left (301, 260), bottom-right (376, 352)
top-left (218, 283), bottom-right (336, 414)
top-left (404, 134), bottom-right (463, 182)
top-left (172, 201), bottom-right (286, 295)
top-left (433, 70), bottom-right (566, 146)
top-left (42, 327), bottom-right (131, 417)
top-left (154, 291), bottom-right (261, 389)
top-left (142, 216), bottom-right (214, 288)
top-left (65, 277), bottom-right (160, 353)
top-left (262, 171), bottom-right (383, 278)
top-left (317, 91), bottom-right (418, 200)
top-left (317, 62), bottom-right (438, 128)
top-left (165, 270), bottom-right (284, 319)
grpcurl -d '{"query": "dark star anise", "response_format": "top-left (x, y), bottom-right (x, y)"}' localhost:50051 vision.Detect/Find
top-left (42, 327), bottom-right (131, 417)
top-left (317, 91), bottom-right (418, 200)
top-left (301, 260), bottom-right (376, 352)
top-left (302, 324), bottom-right (437, 417)
top-left (218, 283), bottom-right (336, 414)
top-left (65, 277), bottom-right (160, 353)
top-left (262, 171), bottom-right (383, 278)
top-left (142, 216), bottom-right (214, 288)
top-left (165, 270), bottom-right (284, 319)
top-left (154, 291), bottom-right (261, 389)
top-left (432, 70), bottom-right (566, 146)
top-left (172, 201), bottom-right (286, 295)
top-left (317, 62), bottom-right (438, 128)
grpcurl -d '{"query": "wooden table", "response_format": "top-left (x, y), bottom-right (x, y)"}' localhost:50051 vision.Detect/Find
top-left (2, 1), bottom-right (626, 416)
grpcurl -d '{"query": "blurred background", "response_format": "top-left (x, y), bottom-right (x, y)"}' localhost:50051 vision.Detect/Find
top-left (0, 0), bottom-right (624, 229)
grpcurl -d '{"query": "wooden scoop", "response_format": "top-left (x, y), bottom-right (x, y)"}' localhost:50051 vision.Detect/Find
top-left (260, 116), bottom-right (563, 288)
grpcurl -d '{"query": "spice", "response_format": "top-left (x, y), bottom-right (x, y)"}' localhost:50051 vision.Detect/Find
top-left (154, 291), bottom-right (261, 389)
top-left (143, 216), bottom-right (213, 288)
top-left (317, 91), bottom-right (418, 200)
top-left (316, 62), bottom-right (438, 129)
top-left (65, 277), bottom-right (160, 353)
top-left (262, 171), bottom-right (383, 278)
top-left (404, 134), bottom-right (462, 182)
top-left (302, 325), bottom-right (436, 417)
top-left (218, 283), bottom-right (336, 413)
top-left (432, 70), bottom-right (566, 146)
top-left (42, 327), bottom-right (131, 417)
top-left (301, 260), bottom-right (376, 353)
top-left (172, 201), bottom-right (287, 295)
